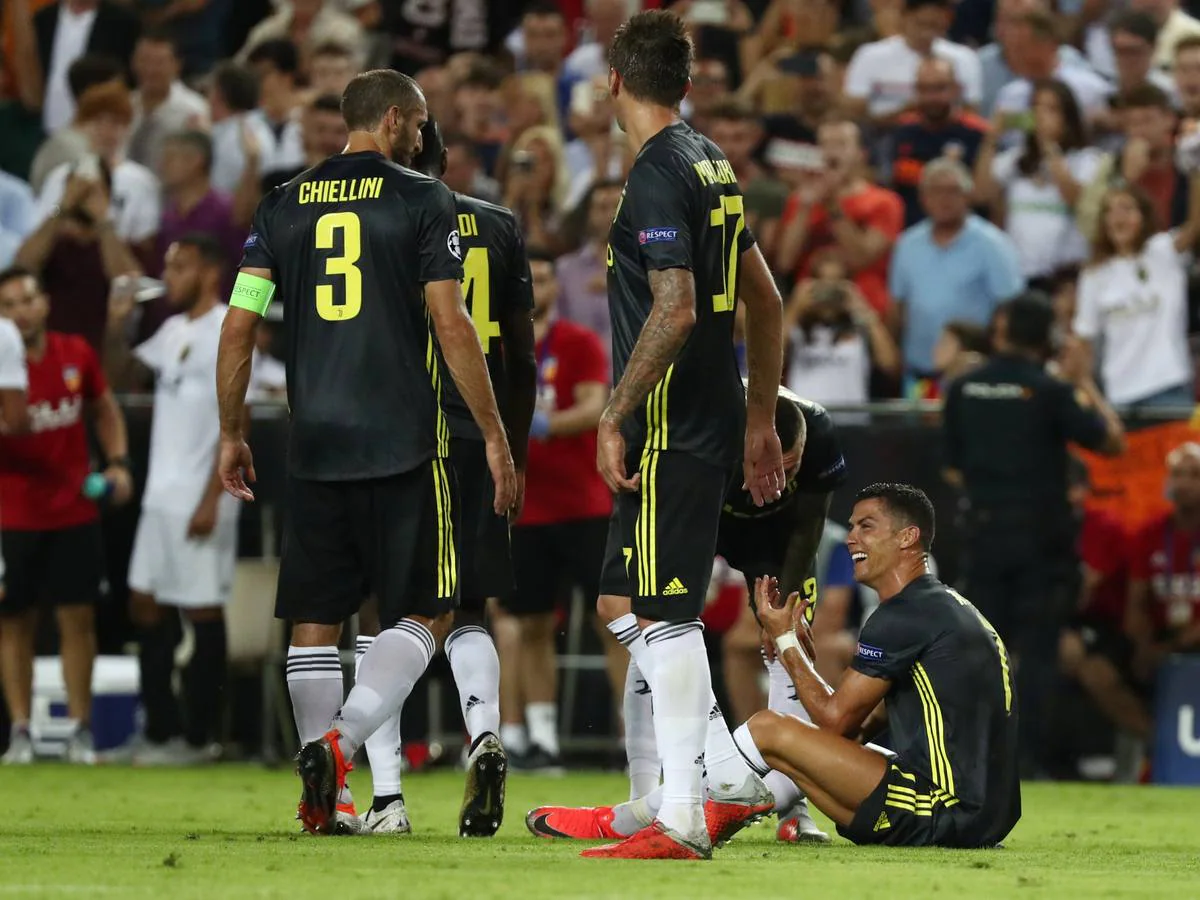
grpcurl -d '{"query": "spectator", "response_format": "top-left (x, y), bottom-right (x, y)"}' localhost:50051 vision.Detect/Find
top-left (783, 254), bottom-right (900, 409)
top-left (206, 61), bottom-right (273, 196)
top-left (890, 56), bottom-right (988, 226)
top-left (890, 157), bottom-right (1023, 393)
top-left (513, 0), bottom-right (569, 76)
top-left (126, 29), bottom-right (210, 173)
top-left (931, 319), bottom-right (990, 395)
top-left (708, 98), bottom-right (789, 243)
top-left (454, 59), bottom-right (505, 177)
top-left (555, 178), bottom-right (621, 362)
top-left (0, 171), bottom-right (36, 268)
top-left (245, 40), bottom-right (305, 180)
top-left (305, 41), bottom-right (357, 101)
top-left (442, 132), bottom-right (501, 204)
top-left (0, 266), bottom-right (133, 765)
top-left (34, 0), bottom-right (140, 134)
top-left (415, 64), bottom-right (457, 131)
top-left (842, 0), bottom-right (982, 126)
top-left (237, 0), bottom-right (363, 73)
top-left (1126, 442), bottom-right (1200, 705)
top-left (28, 53), bottom-right (124, 194)
top-left (138, 0), bottom-right (228, 76)
top-left (750, 49), bottom-right (833, 155)
top-left (497, 250), bottom-right (612, 771)
top-left (503, 124), bottom-right (569, 253)
top-left (563, 73), bottom-right (622, 209)
top-left (562, 0), bottom-right (627, 83)
top-left (1129, 0), bottom-right (1200, 71)
top-left (685, 56), bottom-right (732, 137)
top-left (1059, 466), bottom-right (1149, 772)
top-left (776, 117), bottom-right (905, 315)
top-left (1080, 84), bottom-right (1189, 241)
top-left (976, 79), bottom-right (1103, 283)
top-left (385, 3), bottom-right (518, 75)
top-left (978, 0), bottom-right (1089, 116)
top-left (1175, 34), bottom-right (1200, 117)
top-left (34, 82), bottom-right (161, 255)
top-left (1074, 183), bottom-right (1198, 408)
top-left (993, 11), bottom-right (1112, 134)
top-left (1109, 11), bottom-right (1178, 101)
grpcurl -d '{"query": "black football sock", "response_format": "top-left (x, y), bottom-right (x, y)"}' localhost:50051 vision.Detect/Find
top-left (182, 618), bottom-right (228, 748)
top-left (138, 613), bottom-right (183, 744)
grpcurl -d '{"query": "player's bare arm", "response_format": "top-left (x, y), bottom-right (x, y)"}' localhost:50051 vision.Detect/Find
top-left (597, 266), bottom-right (696, 494)
top-left (426, 277), bottom-right (517, 514)
top-left (755, 575), bottom-right (889, 737)
top-left (216, 269), bottom-right (266, 501)
top-left (89, 388), bottom-right (134, 505)
top-left (738, 244), bottom-right (786, 506)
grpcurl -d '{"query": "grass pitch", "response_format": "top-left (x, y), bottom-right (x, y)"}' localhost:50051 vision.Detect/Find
top-left (1, 766), bottom-right (1198, 899)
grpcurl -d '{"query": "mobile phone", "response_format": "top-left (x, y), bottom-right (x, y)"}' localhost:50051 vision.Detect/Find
top-left (689, 0), bottom-right (728, 25)
top-left (75, 154), bottom-right (102, 181)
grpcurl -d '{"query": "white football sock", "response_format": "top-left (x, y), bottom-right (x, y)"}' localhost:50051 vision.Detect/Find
top-left (499, 723), bottom-right (529, 755)
top-left (731, 722), bottom-right (771, 778)
top-left (286, 645), bottom-right (343, 745)
top-left (526, 702), bottom-right (559, 756)
top-left (334, 620), bottom-right (435, 758)
top-left (607, 613), bottom-right (659, 799)
top-left (702, 693), bottom-right (756, 798)
top-left (611, 790), bottom-right (658, 836)
top-left (643, 620), bottom-right (709, 838)
top-left (766, 657), bottom-right (809, 812)
top-left (355, 636), bottom-right (403, 798)
top-left (445, 625), bottom-right (502, 744)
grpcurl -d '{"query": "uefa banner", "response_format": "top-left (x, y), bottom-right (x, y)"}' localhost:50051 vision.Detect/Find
top-left (1076, 421), bottom-right (1200, 534)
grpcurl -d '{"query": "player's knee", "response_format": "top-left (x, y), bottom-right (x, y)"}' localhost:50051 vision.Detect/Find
top-left (746, 709), bottom-right (787, 754)
top-left (291, 621), bottom-right (342, 647)
top-left (453, 606), bottom-right (488, 631)
top-left (596, 593), bottom-right (630, 625)
top-left (520, 612), bottom-right (557, 644)
top-left (427, 611), bottom-right (455, 646)
top-left (55, 603), bottom-right (94, 636)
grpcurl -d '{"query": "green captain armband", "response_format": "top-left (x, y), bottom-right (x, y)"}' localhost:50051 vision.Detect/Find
top-left (230, 272), bottom-right (276, 317)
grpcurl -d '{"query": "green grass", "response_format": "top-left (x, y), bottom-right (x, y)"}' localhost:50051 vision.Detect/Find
top-left (0, 766), bottom-right (1198, 899)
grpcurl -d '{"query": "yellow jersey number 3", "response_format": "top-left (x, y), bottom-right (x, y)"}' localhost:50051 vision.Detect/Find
top-left (315, 211), bottom-right (362, 321)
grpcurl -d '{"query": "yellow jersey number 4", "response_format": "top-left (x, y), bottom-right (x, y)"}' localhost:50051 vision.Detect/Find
top-left (315, 211), bottom-right (362, 321)
top-left (710, 194), bottom-right (744, 313)
top-left (462, 245), bottom-right (501, 354)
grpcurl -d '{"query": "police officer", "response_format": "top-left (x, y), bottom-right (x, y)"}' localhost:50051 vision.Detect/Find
top-left (942, 291), bottom-right (1125, 776)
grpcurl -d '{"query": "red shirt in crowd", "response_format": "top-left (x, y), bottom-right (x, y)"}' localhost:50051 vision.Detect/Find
top-left (1128, 511), bottom-right (1200, 635)
top-left (780, 183), bottom-right (905, 314)
top-left (518, 319), bottom-right (612, 527)
top-left (0, 332), bottom-right (106, 531)
top-left (1078, 508), bottom-right (1129, 626)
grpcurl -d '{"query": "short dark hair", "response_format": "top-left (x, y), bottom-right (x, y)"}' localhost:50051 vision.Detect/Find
top-left (137, 24), bottom-right (180, 55)
top-left (212, 62), bottom-right (259, 112)
top-left (173, 232), bottom-right (228, 271)
top-left (310, 92), bottom-right (344, 116)
top-left (943, 319), bottom-right (990, 356)
top-left (443, 131), bottom-right (480, 158)
top-left (247, 39), bottom-right (299, 76)
top-left (0, 265), bottom-right (37, 293)
top-left (1117, 81), bottom-right (1173, 111)
top-left (855, 483), bottom-right (936, 551)
top-left (67, 54), bottom-right (123, 101)
top-left (459, 59), bottom-right (504, 91)
top-left (775, 397), bottom-right (802, 451)
top-left (708, 97), bottom-right (759, 124)
top-left (164, 129), bottom-right (214, 172)
top-left (413, 117), bottom-right (446, 177)
top-left (1001, 291), bottom-right (1055, 354)
top-left (523, 0), bottom-right (564, 19)
top-left (341, 69), bottom-right (424, 132)
top-left (608, 10), bottom-right (694, 109)
top-left (905, 0), bottom-right (953, 12)
top-left (1110, 9), bottom-right (1159, 45)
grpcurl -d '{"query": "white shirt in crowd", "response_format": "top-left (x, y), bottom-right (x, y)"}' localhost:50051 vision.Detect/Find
top-left (209, 114), bottom-right (276, 195)
top-left (127, 81), bottom-right (211, 172)
top-left (844, 35), bottom-right (983, 117)
top-left (993, 63), bottom-right (1112, 125)
top-left (134, 304), bottom-right (240, 521)
top-left (0, 318), bottom-right (27, 392)
top-left (35, 159), bottom-right (161, 243)
top-left (248, 109), bottom-right (305, 177)
top-left (42, 5), bottom-right (97, 135)
top-left (786, 325), bottom-right (871, 410)
top-left (991, 146), bottom-right (1103, 278)
top-left (1074, 232), bottom-right (1193, 405)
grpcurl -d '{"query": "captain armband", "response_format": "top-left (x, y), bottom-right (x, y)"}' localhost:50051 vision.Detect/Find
top-left (229, 272), bottom-right (276, 317)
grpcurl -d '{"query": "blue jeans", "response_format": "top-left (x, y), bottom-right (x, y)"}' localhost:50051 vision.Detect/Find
top-left (1130, 383), bottom-right (1195, 410)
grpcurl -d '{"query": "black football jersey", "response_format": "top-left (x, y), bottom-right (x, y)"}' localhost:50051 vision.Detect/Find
top-left (851, 575), bottom-right (1022, 847)
top-left (241, 150), bottom-right (463, 480)
top-left (606, 121), bottom-right (755, 468)
top-left (722, 386), bottom-right (848, 521)
top-left (439, 193), bottom-right (533, 442)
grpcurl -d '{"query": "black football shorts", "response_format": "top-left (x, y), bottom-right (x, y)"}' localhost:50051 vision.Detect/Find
top-left (276, 460), bottom-right (459, 627)
top-left (505, 516), bottom-right (608, 616)
top-left (449, 437), bottom-right (513, 613)
top-left (839, 759), bottom-right (965, 847)
top-left (598, 449), bottom-right (726, 621)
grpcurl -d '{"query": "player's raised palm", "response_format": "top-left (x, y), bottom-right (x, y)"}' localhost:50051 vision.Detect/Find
top-left (744, 420), bottom-right (785, 507)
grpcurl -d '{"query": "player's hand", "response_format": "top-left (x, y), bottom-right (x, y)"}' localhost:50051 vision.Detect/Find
top-left (486, 435), bottom-right (518, 515)
top-left (743, 419), bottom-right (785, 507)
top-left (187, 496), bottom-right (218, 539)
top-left (103, 464), bottom-right (133, 506)
top-left (597, 416), bottom-right (640, 493)
top-left (508, 469), bottom-right (526, 523)
top-left (754, 576), bottom-right (795, 640)
top-left (219, 435), bottom-right (256, 501)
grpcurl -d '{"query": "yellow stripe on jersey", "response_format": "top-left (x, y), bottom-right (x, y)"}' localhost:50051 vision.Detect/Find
top-left (424, 319), bottom-right (450, 458)
top-left (913, 662), bottom-right (956, 797)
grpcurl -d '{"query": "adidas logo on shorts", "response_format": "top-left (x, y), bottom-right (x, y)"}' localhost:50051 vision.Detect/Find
top-left (662, 578), bottom-right (688, 596)
top-left (874, 811), bottom-right (891, 832)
